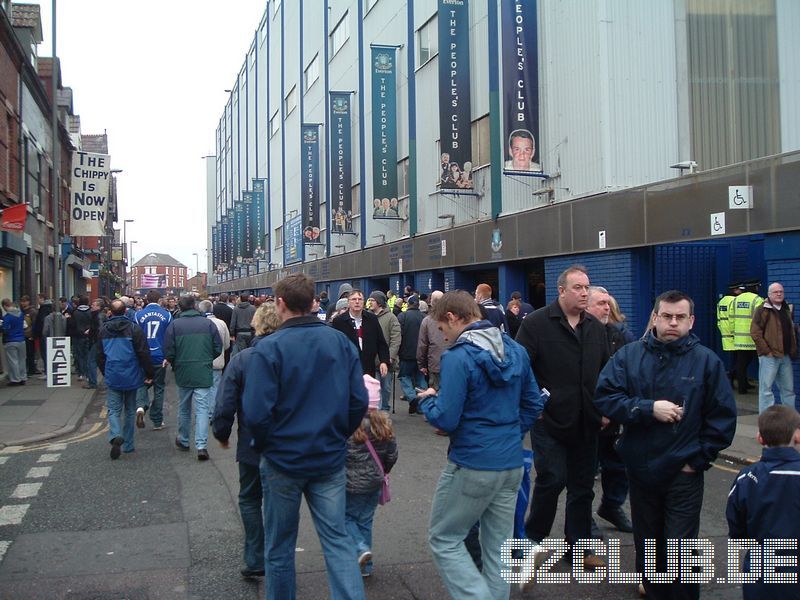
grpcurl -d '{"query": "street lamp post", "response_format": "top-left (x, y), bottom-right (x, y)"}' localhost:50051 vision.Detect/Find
top-left (129, 241), bottom-right (138, 290)
top-left (192, 252), bottom-right (199, 278)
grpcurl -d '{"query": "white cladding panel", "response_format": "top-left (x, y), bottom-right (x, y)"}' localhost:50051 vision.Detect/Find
top-left (777, 0), bottom-right (800, 152)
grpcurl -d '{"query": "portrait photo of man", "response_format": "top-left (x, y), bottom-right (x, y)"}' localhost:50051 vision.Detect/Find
top-left (504, 129), bottom-right (541, 172)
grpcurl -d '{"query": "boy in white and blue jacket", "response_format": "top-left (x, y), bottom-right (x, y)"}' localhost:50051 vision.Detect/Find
top-left (726, 405), bottom-right (800, 600)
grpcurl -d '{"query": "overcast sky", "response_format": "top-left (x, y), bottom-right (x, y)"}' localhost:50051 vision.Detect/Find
top-left (35, 1), bottom-right (267, 276)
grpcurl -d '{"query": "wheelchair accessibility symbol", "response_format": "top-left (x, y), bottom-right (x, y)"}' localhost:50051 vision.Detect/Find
top-left (710, 212), bottom-right (726, 235)
top-left (728, 186), bottom-right (752, 209)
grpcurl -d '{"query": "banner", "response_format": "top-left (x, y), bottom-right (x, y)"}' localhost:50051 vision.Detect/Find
top-left (371, 48), bottom-right (400, 219)
top-left (0, 203), bottom-right (27, 232)
top-left (221, 215), bottom-right (230, 265)
top-left (141, 273), bottom-right (166, 288)
top-left (502, 0), bottom-right (541, 174)
top-left (70, 151), bottom-right (111, 236)
top-left (211, 225), bottom-right (219, 268)
top-left (330, 93), bottom-right (354, 233)
top-left (111, 245), bottom-right (123, 261)
top-left (438, 0), bottom-right (473, 190)
top-left (284, 214), bottom-right (303, 265)
top-left (301, 125), bottom-right (321, 243)
top-left (234, 200), bottom-right (244, 260)
top-left (252, 179), bottom-right (266, 256)
top-left (242, 191), bottom-right (254, 258)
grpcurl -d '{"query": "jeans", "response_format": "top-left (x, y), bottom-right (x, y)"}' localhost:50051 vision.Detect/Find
top-left (176, 386), bottom-right (212, 450)
top-left (379, 371), bottom-right (393, 411)
top-left (598, 432), bottom-right (629, 508)
top-left (74, 337), bottom-right (90, 378)
top-left (525, 419), bottom-right (597, 545)
top-left (398, 359), bottom-right (426, 401)
top-left (345, 489), bottom-right (381, 575)
top-left (239, 462), bottom-right (265, 571)
top-left (259, 458), bottom-right (364, 600)
top-left (3, 342), bottom-right (26, 383)
top-left (87, 341), bottom-right (98, 386)
top-left (136, 365), bottom-right (166, 425)
top-left (629, 471), bottom-right (704, 600)
top-left (758, 355), bottom-right (796, 413)
top-left (233, 333), bottom-right (252, 355)
top-left (428, 461), bottom-right (523, 600)
top-left (106, 388), bottom-right (138, 452)
top-left (209, 369), bottom-right (222, 409)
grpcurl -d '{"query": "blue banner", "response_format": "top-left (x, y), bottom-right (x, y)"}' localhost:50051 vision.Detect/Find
top-left (221, 215), bottom-right (230, 265)
top-left (330, 92), bottom-right (354, 234)
top-left (252, 179), bottom-right (266, 257)
top-left (242, 191), bottom-right (254, 258)
top-left (371, 47), bottom-right (400, 219)
top-left (502, 0), bottom-right (541, 174)
top-left (234, 200), bottom-right (244, 261)
top-left (212, 224), bottom-right (219, 269)
top-left (301, 125), bottom-right (322, 244)
top-left (438, 0), bottom-right (473, 190)
top-left (284, 214), bottom-right (303, 265)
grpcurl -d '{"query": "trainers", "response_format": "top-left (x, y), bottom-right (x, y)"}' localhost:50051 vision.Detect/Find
top-left (82, 383), bottom-right (96, 389)
top-left (152, 423), bottom-right (164, 431)
top-left (136, 407), bottom-right (145, 428)
top-left (358, 550), bottom-right (372, 568)
top-left (197, 448), bottom-right (209, 461)
top-left (240, 567), bottom-right (265, 578)
top-left (110, 436), bottom-right (123, 460)
top-left (175, 438), bottom-right (190, 451)
top-left (597, 504), bottom-right (633, 533)
top-left (519, 543), bottom-right (546, 592)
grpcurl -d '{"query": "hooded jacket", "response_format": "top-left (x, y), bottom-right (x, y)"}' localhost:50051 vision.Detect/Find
top-left (374, 307), bottom-right (400, 368)
top-left (96, 315), bottom-right (154, 390)
top-left (594, 331), bottom-right (737, 487)
top-left (2, 307), bottom-right (25, 343)
top-left (420, 321), bottom-right (544, 470)
top-left (229, 301), bottom-right (256, 335)
top-left (70, 305), bottom-right (92, 338)
top-left (346, 422), bottom-right (398, 494)
top-left (163, 310), bottom-right (223, 388)
top-left (397, 306), bottom-right (425, 360)
top-left (417, 314), bottom-right (450, 374)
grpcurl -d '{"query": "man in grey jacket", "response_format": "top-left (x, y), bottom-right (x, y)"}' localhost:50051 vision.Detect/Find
top-left (417, 291), bottom-right (450, 391)
top-left (369, 291), bottom-right (400, 411)
top-left (229, 294), bottom-right (256, 355)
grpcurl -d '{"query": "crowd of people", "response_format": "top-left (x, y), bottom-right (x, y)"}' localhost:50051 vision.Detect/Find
top-left (2, 269), bottom-right (799, 600)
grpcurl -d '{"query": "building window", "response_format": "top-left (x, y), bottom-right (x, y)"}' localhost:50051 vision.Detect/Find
top-left (284, 85), bottom-right (297, 116)
top-left (272, 0), bottom-right (282, 18)
top-left (304, 54), bottom-right (320, 92)
top-left (269, 108), bottom-right (280, 138)
top-left (331, 12), bottom-right (350, 57)
top-left (34, 251), bottom-right (42, 294)
top-left (417, 15), bottom-right (438, 67)
top-left (366, 0), bottom-right (379, 13)
top-left (260, 20), bottom-right (267, 44)
top-left (471, 114), bottom-right (491, 168)
top-left (274, 225), bottom-right (283, 249)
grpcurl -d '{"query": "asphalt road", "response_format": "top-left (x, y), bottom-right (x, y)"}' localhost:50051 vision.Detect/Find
top-left (0, 373), bottom-right (746, 599)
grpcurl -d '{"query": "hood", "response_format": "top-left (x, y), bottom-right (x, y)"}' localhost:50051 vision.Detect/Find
top-left (4, 307), bottom-right (21, 317)
top-left (644, 330), bottom-right (699, 355)
top-left (337, 283), bottom-right (353, 299)
top-left (75, 305), bottom-right (91, 312)
top-left (478, 298), bottom-right (500, 308)
top-left (236, 303), bottom-right (252, 310)
top-left (454, 322), bottom-right (517, 386)
top-left (762, 300), bottom-right (786, 311)
top-left (104, 316), bottom-right (132, 334)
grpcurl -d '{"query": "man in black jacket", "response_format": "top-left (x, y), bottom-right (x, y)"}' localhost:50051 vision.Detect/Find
top-left (515, 265), bottom-right (609, 576)
top-left (332, 289), bottom-right (389, 379)
top-left (397, 295), bottom-right (427, 413)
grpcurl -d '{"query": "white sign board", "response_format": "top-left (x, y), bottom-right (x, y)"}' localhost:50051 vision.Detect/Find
top-left (70, 151), bottom-right (111, 236)
top-left (46, 337), bottom-right (71, 388)
top-left (598, 230), bottom-right (607, 249)
top-left (728, 186), bottom-right (753, 209)
top-left (710, 212), bottom-right (726, 236)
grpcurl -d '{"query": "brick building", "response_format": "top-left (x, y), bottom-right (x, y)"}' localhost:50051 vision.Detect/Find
top-left (131, 253), bottom-right (188, 296)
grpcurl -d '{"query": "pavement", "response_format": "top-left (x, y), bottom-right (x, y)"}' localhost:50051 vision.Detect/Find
top-left (0, 371), bottom-right (766, 463)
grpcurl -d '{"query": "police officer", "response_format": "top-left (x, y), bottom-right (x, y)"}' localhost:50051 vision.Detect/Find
top-left (731, 279), bottom-right (763, 394)
top-left (717, 282), bottom-right (740, 383)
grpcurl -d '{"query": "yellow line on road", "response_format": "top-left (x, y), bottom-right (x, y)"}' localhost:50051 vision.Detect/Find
top-left (7, 422), bottom-right (108, 453)
top-left (712, 463), bottom-right (741, 474)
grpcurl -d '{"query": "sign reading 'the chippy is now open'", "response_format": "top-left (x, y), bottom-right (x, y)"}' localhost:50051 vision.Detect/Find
top-left (70, 151), bottom-right (111, 237)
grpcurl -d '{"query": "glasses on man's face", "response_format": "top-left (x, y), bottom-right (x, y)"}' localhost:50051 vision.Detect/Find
top-left (349, 297), bottom-right (364, 303)
top-left (657, 313), bottom-right (690, 323)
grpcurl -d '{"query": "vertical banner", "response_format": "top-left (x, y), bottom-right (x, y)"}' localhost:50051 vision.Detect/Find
top-left (221, 215), bottom-right (230, 265)
top-left (371, 47), bottom-right (400, 219)
top-left (284, 214), bottom-right (303, 265)
top-left (502, 0), bottom-right (541, 173)
top-left (438, 0), bottom-right (473, 190)
top-left (234, 200), bottom-right (244, 261)
top-left (70, 151), bottom-right (111, 236)
top-left (301, 125), bottom-right (322, 244)
top-left (242, 191), bottom-right (254, 259)
top-left (252, 179), bottom-right (266, 257)
top-left (212, 225), bottom-right (218, 268)
top-left (46, 337), bottom-right (71, 387)
top-left (330, 92), bottom-right (354, 233)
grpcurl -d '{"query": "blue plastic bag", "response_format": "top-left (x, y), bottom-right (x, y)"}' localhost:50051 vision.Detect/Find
top-left (514, 448), bottom-right (534, 539)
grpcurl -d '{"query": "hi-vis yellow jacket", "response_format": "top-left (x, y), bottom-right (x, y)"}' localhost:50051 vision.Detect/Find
top-left (731, 292), bottom-right (763, 350)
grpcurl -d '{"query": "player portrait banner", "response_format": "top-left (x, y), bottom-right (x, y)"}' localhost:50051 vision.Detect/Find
top-left (371, 47), bottom-right (400, 219)
top-left (301, 125), bottom-right (322, 244)
top-left (501, 0), bottom-right (541, 174)
top-left (252, 179), bottom-right (266, 254)
top-left (242, 191), bottom-right (254, 259)
top-left (284, 214), bottom-right (303, 265)
top-left (438, 0), bottom-right (473, 190)
top-left (330, 92), bottom-right (354, 234)
top-left (70, 151), bottom-right (111, 236)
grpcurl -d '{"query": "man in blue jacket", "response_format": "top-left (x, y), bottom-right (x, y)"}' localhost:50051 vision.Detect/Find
top-left (416, 290), bottom-right (543, 599)
top-left (243, 273), bottom-right (368, 600)
top-left (96, 300), bottom-right (153, 460)
top-left (595, 290), bottom-right (736, 599)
